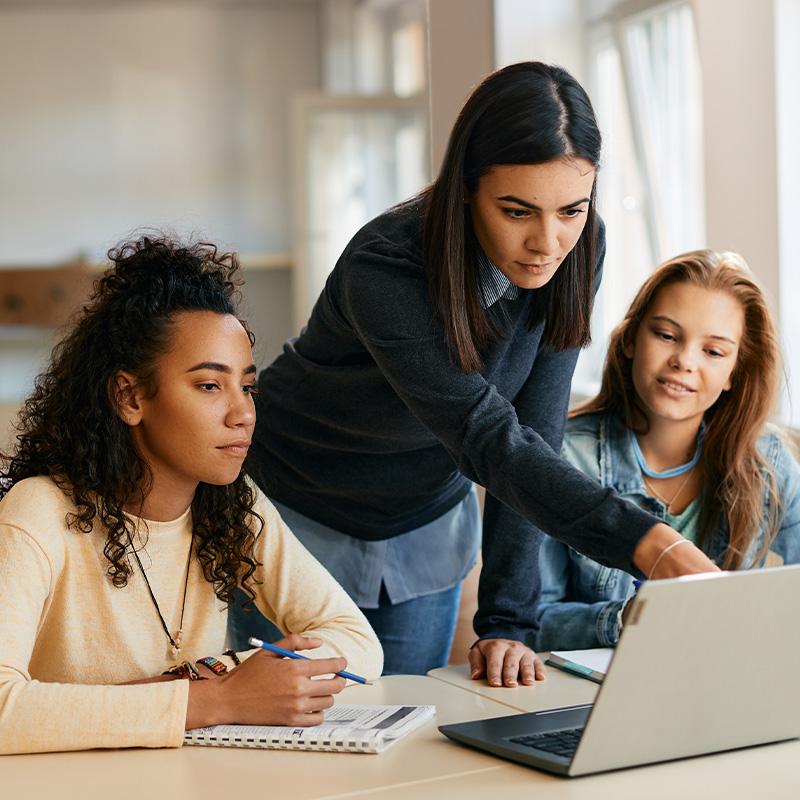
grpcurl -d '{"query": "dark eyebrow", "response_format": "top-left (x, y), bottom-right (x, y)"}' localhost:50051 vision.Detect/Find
top-left (650, 315), bottom-right (737, 345)
top-left (186, 361), bottom-right (257, 375)
top-left (496, 195), bottom-right (591, 212)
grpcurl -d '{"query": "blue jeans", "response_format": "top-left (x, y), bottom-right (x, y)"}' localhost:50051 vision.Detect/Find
top-left (227, 581), bottom-right (462, 676)
top-left (363, 582), bottom-right (462, 675)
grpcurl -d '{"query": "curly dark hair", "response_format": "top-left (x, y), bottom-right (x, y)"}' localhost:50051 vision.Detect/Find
top-left (1, 235), bottom-right (263, 604)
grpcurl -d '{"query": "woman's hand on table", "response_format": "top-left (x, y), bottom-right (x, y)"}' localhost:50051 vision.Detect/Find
top-left (468, 639), bottom-right (547, 687)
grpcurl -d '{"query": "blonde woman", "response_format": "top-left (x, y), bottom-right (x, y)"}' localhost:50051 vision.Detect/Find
top-left (533, 250), bottom-right (800, 651)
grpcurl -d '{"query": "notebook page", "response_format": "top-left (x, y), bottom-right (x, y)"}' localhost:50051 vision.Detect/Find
top-left (184, 704), bottom-right (435, 752)
top-left (549, 648), bottom-right (613, 674)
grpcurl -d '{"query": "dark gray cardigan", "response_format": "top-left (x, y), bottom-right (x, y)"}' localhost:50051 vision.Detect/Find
top-left (249, 201), bottom-right (656, 641)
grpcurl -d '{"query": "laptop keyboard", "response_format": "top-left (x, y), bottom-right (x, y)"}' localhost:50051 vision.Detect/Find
top-left (509, 727), bottom-right (584, 758)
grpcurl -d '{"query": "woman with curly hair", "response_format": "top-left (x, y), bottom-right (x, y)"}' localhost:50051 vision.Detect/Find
top-left (532, 250), bottom-right (800, 651)
top-left (0, 237), bottom-right (382, 755)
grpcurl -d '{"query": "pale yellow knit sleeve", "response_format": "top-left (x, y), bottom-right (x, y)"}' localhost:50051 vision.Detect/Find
top-left (245, 494), bottom-right (383, 681)
top-left (0, 524), bottom-right (188, 755)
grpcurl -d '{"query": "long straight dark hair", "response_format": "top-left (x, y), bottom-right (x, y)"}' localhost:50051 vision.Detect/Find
top-left (423, 62), bottom-right (602, 372)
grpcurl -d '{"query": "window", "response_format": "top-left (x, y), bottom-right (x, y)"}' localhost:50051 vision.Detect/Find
top-left (573, 1), bottom-right (705, 397)
top-left (293, 0), bottom-right (430, 326)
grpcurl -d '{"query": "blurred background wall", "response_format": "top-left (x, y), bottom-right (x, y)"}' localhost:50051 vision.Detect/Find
top-left (1, 0), bottom-right (798, 659)
top-left (4, 0), bottom-right (798, 446)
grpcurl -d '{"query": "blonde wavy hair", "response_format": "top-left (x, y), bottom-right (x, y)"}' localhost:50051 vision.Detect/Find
top-left (574, 250), bottom-right (781, 569)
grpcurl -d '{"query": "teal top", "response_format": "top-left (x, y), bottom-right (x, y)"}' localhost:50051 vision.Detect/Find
top-left (664, 498), bottom-right (702, 544)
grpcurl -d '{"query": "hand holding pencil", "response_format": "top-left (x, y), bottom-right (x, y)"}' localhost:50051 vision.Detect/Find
top-left (249, 635), bottom-right (371, 684)
top-left (186, 633), bottom-right (349, 730)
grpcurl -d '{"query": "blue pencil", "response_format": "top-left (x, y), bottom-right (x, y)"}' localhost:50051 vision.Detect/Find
top-left (248, 636), bottom-right (370, 684)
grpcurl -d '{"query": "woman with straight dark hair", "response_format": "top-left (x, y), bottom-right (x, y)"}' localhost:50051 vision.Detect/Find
top-left (230, 61), bottom-right (718, 683)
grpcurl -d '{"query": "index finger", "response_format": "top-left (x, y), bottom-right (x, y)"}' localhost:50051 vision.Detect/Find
top-left (484, 644), bottom-right (507, 687)
top-left (292, 656), bottom-right (348, 677)
top-left (273, 634), bottom-right (323, 652)
top-left (501, 647), bottom-right (524, 688)
top-left (304, 676), bottom-right (348, 696)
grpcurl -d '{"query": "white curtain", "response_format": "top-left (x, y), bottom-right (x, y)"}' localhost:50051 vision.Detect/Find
top-left (573, 1), bottom-right (705, 398)
top-left (618, 1), bottom-right (705, 261)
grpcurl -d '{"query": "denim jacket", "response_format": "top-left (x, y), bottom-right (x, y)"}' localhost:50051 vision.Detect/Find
top-left (530, 411), bottom-right (800, 652)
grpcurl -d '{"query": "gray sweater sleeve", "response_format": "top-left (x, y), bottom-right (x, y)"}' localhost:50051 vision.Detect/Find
top-left (476, 339), bottom-right (582, 640)
top-left (339, 246), bottom-right (657, 647)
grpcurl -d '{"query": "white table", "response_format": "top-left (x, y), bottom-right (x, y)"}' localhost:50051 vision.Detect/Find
top-left (429, 658), bottom-right (599, 711)
top-left (2, 667), bottom-right (799, 799)
top-left (0, 675), bottom-right (510, 800)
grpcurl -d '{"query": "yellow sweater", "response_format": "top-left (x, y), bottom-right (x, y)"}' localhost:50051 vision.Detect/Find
top-left (0, 476), bottom-right (383, 754)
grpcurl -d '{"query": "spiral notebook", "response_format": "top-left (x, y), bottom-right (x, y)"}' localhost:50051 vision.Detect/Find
top-left (184, 704), bottom-right (436, 753)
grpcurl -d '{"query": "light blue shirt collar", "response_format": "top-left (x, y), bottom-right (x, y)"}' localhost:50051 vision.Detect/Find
top-left (477, 250), bottom-right (520, 308)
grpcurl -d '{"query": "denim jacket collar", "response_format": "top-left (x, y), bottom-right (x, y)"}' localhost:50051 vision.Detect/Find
top-left (595, 412), bottom-right (774, 566)
top-left (598, 413), bottom-right (653, 496)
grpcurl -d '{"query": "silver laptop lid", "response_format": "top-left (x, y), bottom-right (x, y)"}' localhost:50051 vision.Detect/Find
top-left (570, 565), bottom-right (800, 776)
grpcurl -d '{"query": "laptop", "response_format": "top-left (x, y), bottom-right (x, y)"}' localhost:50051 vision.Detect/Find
top-left (439, 565), bottom-right (800, 777)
